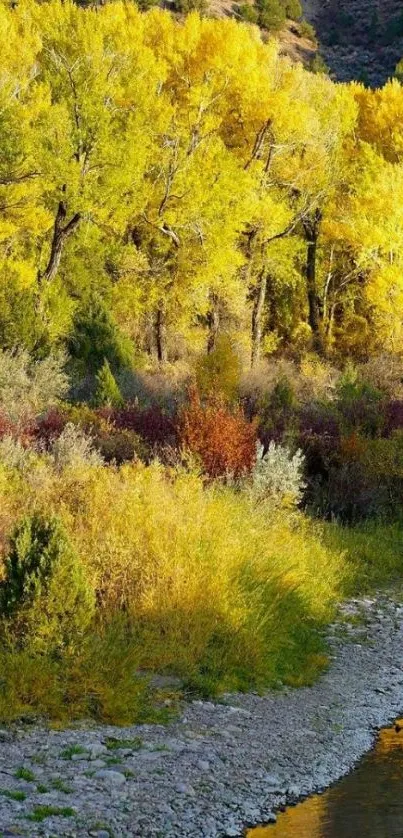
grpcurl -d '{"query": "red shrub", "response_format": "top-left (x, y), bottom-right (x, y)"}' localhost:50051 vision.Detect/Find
top-left (110, 403), bottom-right (177, 448)
top-left (0, 411), bottom-right (36, 446)
top-left (178, 390), bottom-right (257, 479)
top-left (34, 407), bottom-right (69, 448)
top-left (0, 411), bottom-right (15, 440)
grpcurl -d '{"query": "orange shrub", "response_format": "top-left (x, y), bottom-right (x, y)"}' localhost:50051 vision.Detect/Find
top-left (179, 389), bottom-right (257, 479)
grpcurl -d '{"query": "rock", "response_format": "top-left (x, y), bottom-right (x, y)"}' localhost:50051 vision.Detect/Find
top-left (224, 826), bottom-right (240, 837)
top-left (264, 773), bottom-right (282, 790)
top-left (88, 743), bottom-right (108, 759)
top-left (197, 760), bottom-right (210, 771)
top-left (92, 759), bottom-right (107, 769)
top-left (175, 782), bottom-right (195, 795)
top-left (95, 770), bottom-right (126, 786)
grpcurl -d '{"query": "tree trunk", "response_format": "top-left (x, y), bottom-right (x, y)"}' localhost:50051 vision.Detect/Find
top-left (155, 307), bottom-right (167, 363)
top-left (303, 208), bottom-right (323, 353)
top-left (206, 294), bottom-right (220, 354)
top-left (251, 270), bottom-right (267, 367)
top-left (38, 192), bottom-right (81, 284)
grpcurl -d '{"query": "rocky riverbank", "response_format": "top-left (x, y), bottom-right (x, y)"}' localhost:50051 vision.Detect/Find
top-left (0, 596), bottom-right (402, 837)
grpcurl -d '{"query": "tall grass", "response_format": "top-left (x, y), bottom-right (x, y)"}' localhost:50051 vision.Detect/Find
top-left (323, 521), bottom-right (403, 595)
top-left (0, 458), bottom-right (345, 720)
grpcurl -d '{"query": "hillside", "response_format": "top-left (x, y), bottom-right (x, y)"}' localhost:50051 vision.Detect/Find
top-left (301, 0), bottom-right (403, 85)
top-left (207, 0), bottom-right (403, 86)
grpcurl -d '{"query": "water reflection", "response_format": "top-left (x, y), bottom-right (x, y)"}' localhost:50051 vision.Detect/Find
top-left (247, 722), bottom-right (403, 838)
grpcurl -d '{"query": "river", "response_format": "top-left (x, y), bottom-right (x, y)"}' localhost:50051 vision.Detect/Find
top-left (248, 721), bottom-right (403, 837)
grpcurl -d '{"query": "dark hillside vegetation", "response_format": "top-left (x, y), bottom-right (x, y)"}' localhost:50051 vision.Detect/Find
top-left (302, 0), bottom-right (403, 85)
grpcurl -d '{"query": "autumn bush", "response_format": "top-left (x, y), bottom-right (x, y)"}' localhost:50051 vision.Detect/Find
top-left (179, 389), bottom-right (257, 478)
top-left (112, 403), bottom-right (178, 449)
top-left (196, 335), bottom-right (241, 404)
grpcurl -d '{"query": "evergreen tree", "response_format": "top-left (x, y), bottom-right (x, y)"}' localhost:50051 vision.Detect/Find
top-left (94, 360), bottom-right (124, 408)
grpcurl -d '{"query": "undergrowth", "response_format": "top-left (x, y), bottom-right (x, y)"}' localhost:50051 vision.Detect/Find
top-left (0, 458), bottom-right (344, 722)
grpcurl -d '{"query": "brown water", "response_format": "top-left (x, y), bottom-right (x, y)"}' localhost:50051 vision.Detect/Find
top-left (247, 722), bottom-right (403, 838)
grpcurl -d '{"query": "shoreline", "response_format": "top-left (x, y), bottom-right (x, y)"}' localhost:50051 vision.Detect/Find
top-left (0, 596), bottom-right (402, 837)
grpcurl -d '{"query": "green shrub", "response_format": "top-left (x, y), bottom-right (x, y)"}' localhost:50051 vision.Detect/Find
top-left (299, 19), bottom-right (316, 40)
top-left (395, 58), bottom-right (403, 83)
top-left (175, 0), bottom-right (208, 13)
top-left (235, 3), bottom-right (259, 23)
top-left (0, 617), bottom-right (152, 725)
top-left (94, 360), bottom-right (124, 409)
top-left (0, 515), bottom-right (95, 653)
top-left (336, 366), bottom-right (385, 437)
top-left (68, 296), bottom-right (133, 377)
top-left (284, 0), bottom-right (301, 20)
top-left (94, 427), bottom-right (143, 464)
top-left (256, 0), bottom-right (286, 31)
top-left (309, 53), bottom-right (329, 75)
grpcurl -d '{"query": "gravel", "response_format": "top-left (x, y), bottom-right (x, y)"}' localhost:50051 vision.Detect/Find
top-left (0, 596), bottom-right (402, 837)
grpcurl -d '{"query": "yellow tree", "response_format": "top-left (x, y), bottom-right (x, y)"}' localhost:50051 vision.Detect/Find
top-left (128, 12), bottom-right (255, 360)
top-left (32, 0), bottom-right (167, 292)
top-left (0, 0), bottom-right (51, 346)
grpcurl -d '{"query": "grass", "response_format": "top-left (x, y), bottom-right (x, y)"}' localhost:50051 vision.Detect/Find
top-left (60, 745), bottom-right (87, 760)
top-left (27, 805), bottom-right (75, 822)
top-left (323, 520), bottom-right (403, 595)
top-left (50, 778), bottom-right (72, 794)
top-left (14, 768), bottom-right (35, 782)
top-left (105, 737), bottom-right (143, 751)
top-left (0, 459), bottom-right (402, 724)
top-left (0, 789), bottom-right (26, 801)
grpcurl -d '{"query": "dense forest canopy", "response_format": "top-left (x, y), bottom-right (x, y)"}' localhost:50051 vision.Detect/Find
top-left (1, 0), bottom-right (403, 377)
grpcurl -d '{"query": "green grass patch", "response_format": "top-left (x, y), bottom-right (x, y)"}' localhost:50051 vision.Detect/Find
top-left (27, 805), bottom-right (75, 822)
top-left (0, 789), bottom-right (26, 801)
top-left (60, 745), bottom-right (87, 760)
top-left (14, 767), bottom-right (35, 782)
top-left (105, 737), bottom-right (143, 751)
top-left (50, 778), bottom-right (72, 794)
